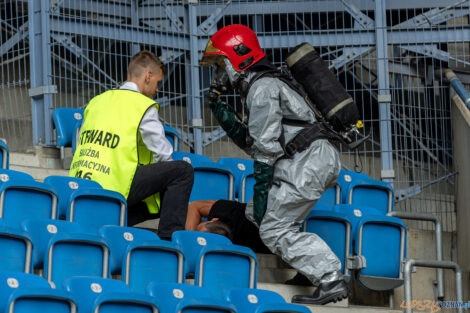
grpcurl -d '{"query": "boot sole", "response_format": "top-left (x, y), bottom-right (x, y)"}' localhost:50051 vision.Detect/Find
top-left (292, 288), bottom-right (349, 305)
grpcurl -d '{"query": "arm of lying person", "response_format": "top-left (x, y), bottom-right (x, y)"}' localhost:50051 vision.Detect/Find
top-left (185, 200), bottom-right (218, 231)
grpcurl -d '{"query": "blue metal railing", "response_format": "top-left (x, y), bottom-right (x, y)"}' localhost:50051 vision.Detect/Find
top-left (445, 69), bottom-right (470, 110)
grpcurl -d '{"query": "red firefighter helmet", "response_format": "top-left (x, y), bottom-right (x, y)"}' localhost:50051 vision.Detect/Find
top-left (200, 24), bottom-right (266, 72)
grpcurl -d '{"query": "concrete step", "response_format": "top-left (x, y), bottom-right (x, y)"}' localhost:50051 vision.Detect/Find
top-left (9, 151), bottom-right (68, 181)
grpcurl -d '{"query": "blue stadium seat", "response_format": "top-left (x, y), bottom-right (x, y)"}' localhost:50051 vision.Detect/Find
top-left (238, 171), bottom-right (255, 203)
top-left (354, 215), bottom-right (406, 291)
top-left (0, 179), bottom-right (58, 228)
top-left (72, 118), bottom-right (83, 154)
top-left (122, 240), bottom-right (184, 294)
top-left (195, 243), bottom-right (257, 298)
top-left (172, 151), bottom-right (213, 164)
top-left (331, 203), bottom-right (407, 291)
top-left (44, 175), bottom-right (102, 219)
top-left (0, 272), bottom-right (75, 313)
top-left (217, 158), bottom-right (254, 199)
top-left (52, 108), bottom-right (84, 149)
top-left (0, 221), bottom-right (33, 273)
top-left (304, 210), bottom-right (352, 277)
top-left (313, 185), bottom-right (340, 211)
top-left (65, 277), bottom-right (158, 313)
top-left (99, 226), bottom-right (160, 275)
top-left (172, 230), bottom-right (232, 277)
top-left (337, 170), bottom-right (394, 214)
top-left (67, 188), bottom-right (127, 234)
top-left (0, 169), bottom-right (34, 183)
top-left (226, 288), bottom-right (311, 313)
top-left (0, 139), bottom-right (9, 169)
top-left (44, 232), bottom-right (109, 288)
top-left (163, 125), bottom-right (180, 152)
top-left (1, 287), bottom-right (76, 313)
top-left (21, 219), bottom-right (84, 271)
top-left (148, 282), bottom-right (236, 313)
top-left (190, 163), bottom-right (235, 201)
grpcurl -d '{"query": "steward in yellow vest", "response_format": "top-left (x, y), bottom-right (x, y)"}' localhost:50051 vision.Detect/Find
top-left (69, 89), bottom-right (161, 213)
top-left (69, 51), bottom-right (193, 240)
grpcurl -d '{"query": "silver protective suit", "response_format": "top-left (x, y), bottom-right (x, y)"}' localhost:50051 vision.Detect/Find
top-left (242, 73), bottom-right (343, 284)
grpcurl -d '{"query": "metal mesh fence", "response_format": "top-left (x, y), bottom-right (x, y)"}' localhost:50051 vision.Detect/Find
top-left (1, 0), bottom-right (469, 231)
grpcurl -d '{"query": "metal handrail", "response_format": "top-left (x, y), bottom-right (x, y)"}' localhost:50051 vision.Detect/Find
top-left (444, 69), bottom-right (470, 110)
top-left (403, 259), bottom-right (463, 313)
top-left (387, 211), bottom-right (444, 300)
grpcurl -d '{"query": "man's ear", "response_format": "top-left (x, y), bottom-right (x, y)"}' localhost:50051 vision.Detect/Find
top-left (144, 70), bottom-right (152, 83)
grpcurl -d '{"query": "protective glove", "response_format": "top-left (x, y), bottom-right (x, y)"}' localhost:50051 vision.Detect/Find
top-left (207, 67), bottom-right (253, 150)
top-left (253, 161), bottom-right (274, 225)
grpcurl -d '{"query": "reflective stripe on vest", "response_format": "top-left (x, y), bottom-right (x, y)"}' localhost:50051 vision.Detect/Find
top-left (69, 89), bottom-right (161, 214)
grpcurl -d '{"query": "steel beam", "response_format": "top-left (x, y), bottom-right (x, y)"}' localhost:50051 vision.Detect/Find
top-left (15, 0), bottom-right (465, 21)
top-left (49, 17), bottom-right (190, 50)
top-left (375, 0), bottom-right (394, 183)
top-left (28, 0), bottom-right (54, 146)
top-left (0, 22), bottom-right (29, 58)
top-left (186, 2), bottom-right (203, 155)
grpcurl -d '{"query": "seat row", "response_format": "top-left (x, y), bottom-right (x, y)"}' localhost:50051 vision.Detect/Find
top-left (0, 273), bottom-right (310, 313)
top-left (0, 169), bottom-right (125, 233)
top-left (305, 170), bottom-right (406, 291)
top-left (1, 220), bottom-right (258, 298)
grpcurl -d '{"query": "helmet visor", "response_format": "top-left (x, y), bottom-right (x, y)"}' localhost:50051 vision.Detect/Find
top-left (200, 40), bottom-right (226, 66)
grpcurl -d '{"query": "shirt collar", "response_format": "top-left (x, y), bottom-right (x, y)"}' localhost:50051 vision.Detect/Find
top-left (120, 81), bottom-right (140, 93)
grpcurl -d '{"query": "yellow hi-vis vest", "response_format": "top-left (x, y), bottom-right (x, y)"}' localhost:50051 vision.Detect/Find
top-left (69, 89), bottom-right (161, 213)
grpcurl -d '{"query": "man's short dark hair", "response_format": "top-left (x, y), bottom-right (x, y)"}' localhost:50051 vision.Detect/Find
top-left (205, 221), bottom-right (233, 240)
top-left (127, 50), bottom-right (167, 79)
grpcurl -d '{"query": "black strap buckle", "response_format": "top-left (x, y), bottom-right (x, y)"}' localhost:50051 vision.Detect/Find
top-left (285, 142), bottom-right (298, 157)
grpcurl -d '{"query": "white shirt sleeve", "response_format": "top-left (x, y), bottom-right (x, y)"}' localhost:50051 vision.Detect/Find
top-left (140, 107), bottom-right (174, 162)
top-left (119, 81), bottom-right (173, 162)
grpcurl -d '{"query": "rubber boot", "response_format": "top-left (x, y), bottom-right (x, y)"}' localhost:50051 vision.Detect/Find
top-left (291, 279), bottom-right (349, 305)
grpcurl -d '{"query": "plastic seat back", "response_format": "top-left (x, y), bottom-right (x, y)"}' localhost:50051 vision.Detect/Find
top-left (99, 226), bottom-right (160, 275)
top-left (22, 219), bottom-right (84, 270)
top-left (0, 272), bottom-right (51, 304)
top-left (0, 169), bottom-right (34, 184)
top-left (226, 288), bottom-right (311, 313)
top-left (0, 222), bottom-right (33, 273)
top-left (72, 118), bottom-right (83, 154)
top-left (355, 215), bottom-right (407, 291)
top-left (304, 210), bottom-right (352, 276)
top-left (172, 230), bottom-right (232, 277)
top-left (0, 139), bottom-right (9, 169)
top-left (65, 277), bottom-right (157, 313)
top-left (44, 175), bottom-right (102, 219)
top-left (347, 181), bottom-right (394, 214)
top-left (148, 282), bottom-right (235, 313)
top-left (67, 188), bottom-right (127, 234)
top-left (217, 158), bottom-right (254, 199)
top-left (44, 233), bottom-right (109, 288)
top-left (172, 151), bottom-right (213, 164)
top-left (195, 243), bottom-right (257, 298)
top-left (163, 125), bottom-right (180, 152)
top-left (190, 163), bottom-right (234, 201)
top-left (0, 180), bottom-right (58, 228)
top-left (239, 171), bottom-right (255, 203)
top-left (123, 240), bottom-right (184, 294)
top-left (313, 185), bottom-right (340, 210)
top-left (6, 288), bottom-right (77, 313)
top-left (52, 108), bottom-right (84, 148)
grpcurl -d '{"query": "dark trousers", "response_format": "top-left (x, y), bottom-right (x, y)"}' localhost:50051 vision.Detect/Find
top-left (127, 160), bottom-right (194, 240)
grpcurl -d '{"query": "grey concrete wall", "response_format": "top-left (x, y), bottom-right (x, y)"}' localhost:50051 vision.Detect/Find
top-left (452, 94), bottom-right (470, 272)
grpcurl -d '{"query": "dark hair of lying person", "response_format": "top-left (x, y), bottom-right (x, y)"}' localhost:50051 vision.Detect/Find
top-left (205, 221), bottom-right (233, 240)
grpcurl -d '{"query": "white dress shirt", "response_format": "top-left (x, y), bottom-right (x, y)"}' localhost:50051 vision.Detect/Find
top-left (120, 82), bottom-right (173, 162)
